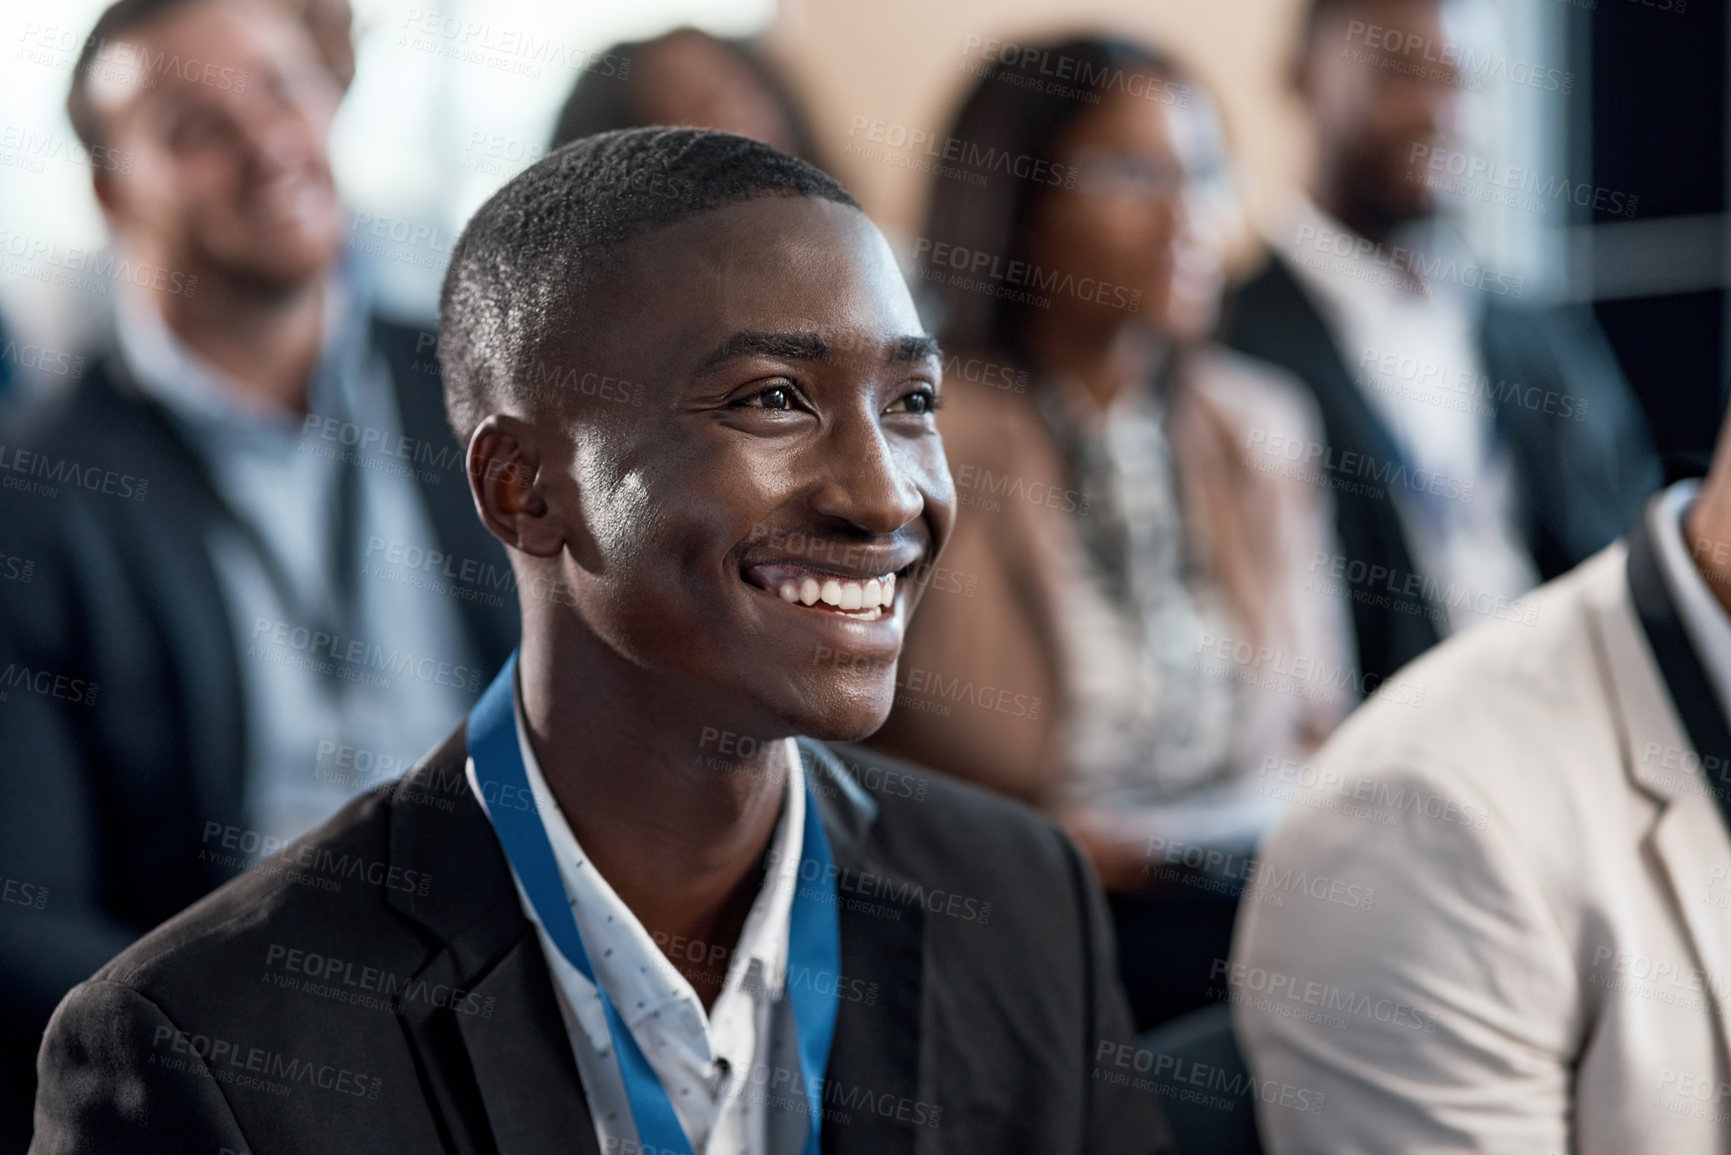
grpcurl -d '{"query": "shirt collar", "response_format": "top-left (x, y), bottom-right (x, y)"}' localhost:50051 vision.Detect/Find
top-left (498, 683), bottom-right (805, 1048)
top-left (1646, 479), bottom-right (1731, 723)
top-left (1274, 195), bottom-right (1479, 322)
top-left (112, 269), bottom-right (363, 440)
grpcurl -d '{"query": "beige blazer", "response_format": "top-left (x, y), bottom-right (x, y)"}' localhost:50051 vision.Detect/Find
top-left (1232, 542), bottom-right (1731, 1154)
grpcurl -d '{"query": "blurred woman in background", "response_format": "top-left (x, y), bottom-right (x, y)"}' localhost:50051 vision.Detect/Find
top-left (549, 25), bottom-right (825, 165)
top-left (868, 35), bottom-right (1353, 1030)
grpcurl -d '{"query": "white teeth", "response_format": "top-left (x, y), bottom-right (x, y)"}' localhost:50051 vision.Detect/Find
top-left (769, 570), bottom-right (900, 614)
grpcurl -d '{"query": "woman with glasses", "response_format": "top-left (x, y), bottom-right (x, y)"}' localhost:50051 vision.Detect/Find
top-left (868, 35), bottom-right (1353, 1031)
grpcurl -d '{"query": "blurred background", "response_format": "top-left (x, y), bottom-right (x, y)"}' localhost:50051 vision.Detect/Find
top-left (2, 0), bottom-right (1723, 458)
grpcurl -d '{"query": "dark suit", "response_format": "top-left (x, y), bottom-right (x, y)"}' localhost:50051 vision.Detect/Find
top-left (30, 735), bottom-right (1171, 1154)
top-left (1222, 253), bottom-right (1662, 683)
top-left (0, 318), bottom-right (518, 1146)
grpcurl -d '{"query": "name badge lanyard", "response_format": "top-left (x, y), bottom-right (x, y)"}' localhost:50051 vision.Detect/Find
top-left (468, 650), bottom-right (841, 1155)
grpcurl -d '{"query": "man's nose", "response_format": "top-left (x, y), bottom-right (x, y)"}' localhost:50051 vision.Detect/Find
top-left (804, 415), bottom-right (924, 536)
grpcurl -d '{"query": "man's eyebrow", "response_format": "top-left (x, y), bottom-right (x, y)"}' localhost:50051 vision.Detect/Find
top-left (892, 335), bottom-right (943, 364)
top-left (694, 331), bottom-right (832, 375)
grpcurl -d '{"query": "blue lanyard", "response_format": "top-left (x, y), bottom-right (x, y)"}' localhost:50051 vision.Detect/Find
top-left (466, 651), bottom-right (841, 1155)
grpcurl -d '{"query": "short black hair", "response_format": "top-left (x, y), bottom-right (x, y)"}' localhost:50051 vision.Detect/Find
top-left (66, 0), bottom-right (209, 152)
top-left (438, 127), bottom-right (859, 442)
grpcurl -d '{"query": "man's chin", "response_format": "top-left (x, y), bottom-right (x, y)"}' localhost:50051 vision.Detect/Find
top-left (781, 687), bottom-right (897, 746)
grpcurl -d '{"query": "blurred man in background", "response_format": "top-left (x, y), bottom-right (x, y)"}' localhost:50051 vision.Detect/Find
top-left (1224, 0), bottom-right (1661, 685)
top-left (0, 0), bottom-right (515, 1137)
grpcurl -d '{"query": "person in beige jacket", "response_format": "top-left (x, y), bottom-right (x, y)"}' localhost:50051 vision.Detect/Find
top-left (866, 36), bottom-right (1354, 1030)
top-left (1233, 407), bottom-right (1730, 1149)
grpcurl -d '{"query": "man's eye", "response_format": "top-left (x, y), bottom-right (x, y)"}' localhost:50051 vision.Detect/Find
top-left (889, 388), bottom-right (941, 416)
top-left (740, 385), bottom-right (796, 410)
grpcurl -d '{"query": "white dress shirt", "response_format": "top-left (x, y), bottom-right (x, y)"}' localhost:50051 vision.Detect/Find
top-left (1649, 479), bottom-right (1731, 718)
top-left (465, 692), bottom-right (809, 1155)
top-left (1277, 198), bottom-right (1538, 635)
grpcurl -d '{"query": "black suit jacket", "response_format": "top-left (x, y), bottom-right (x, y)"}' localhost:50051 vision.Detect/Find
top-left (29, 735), bottom-right (1171, 1154)
top-left (1222, 254), bottom-right (1661, 683)
top-left (0, 318), bottom-right (518, 1143)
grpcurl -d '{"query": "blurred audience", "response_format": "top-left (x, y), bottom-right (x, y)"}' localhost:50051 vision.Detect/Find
top-left (867, 35), bottom-right (1353, 1030)
top-left (1223, 0), bottom-right (1661, 684)
top-left (1233, 375), bottom-right (1731, 1154)
top-left (550, 25), bottom-right (825, 165)
top-left (0, 0), bottom-right (514, 1134)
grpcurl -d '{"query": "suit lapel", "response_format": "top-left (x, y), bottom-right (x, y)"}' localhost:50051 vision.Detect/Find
top-left (1588, 528), bottom-right (1731, 1056)
top-left (802, 743), bottom-right (928, 1155)
top-left (385, 735), bottom-right (597, 1154)
top-left (383, 733), bottom-right (935, 1155)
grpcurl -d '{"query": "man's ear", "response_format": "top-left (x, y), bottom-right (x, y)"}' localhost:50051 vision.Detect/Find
top-left (467, 414), bottom-right (565, 558)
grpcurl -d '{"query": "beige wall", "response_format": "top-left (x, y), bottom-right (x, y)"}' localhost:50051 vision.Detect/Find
top-left (766, 0), bottom-right (1313, 258)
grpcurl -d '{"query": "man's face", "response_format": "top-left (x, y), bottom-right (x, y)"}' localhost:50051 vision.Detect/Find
top-left (1300, 0), bottom-right (1467, 230)
top-left (88, 0), bottom-right (343, 289)
top-left (528, 196), bottom-right (954, 742)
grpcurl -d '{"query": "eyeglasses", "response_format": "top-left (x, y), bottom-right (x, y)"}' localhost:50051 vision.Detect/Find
top-left (1062, 149), bottom-right (1230, 204)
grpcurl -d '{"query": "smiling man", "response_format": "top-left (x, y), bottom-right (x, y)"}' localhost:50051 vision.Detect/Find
top-left (29, 129), bottom-right (1169, 1154)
